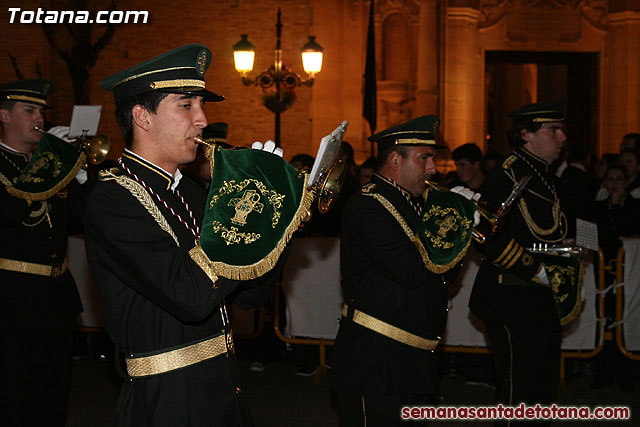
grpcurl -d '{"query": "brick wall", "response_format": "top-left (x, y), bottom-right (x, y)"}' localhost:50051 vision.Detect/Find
top-left (0, 0), bottom-right (331, 161)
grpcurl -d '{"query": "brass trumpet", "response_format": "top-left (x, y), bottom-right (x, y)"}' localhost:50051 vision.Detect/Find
top-left (526, 243), bottom-right (587, 256)
top-left (34, 127), bottom-right (111, 166)
top-left (425, 174), bottom-right (531, 244)
top-left (194, 136), bottom-right (213, 147)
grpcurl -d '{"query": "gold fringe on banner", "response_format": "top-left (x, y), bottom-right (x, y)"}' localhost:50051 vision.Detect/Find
top-left (191, 182), bottom-right (315, 281)
top-left (6, 153), bottom-right (86, 205)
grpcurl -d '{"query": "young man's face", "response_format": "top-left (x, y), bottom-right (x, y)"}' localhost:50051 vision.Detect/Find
top-left (521, 122), bottom-right (567, 164)
top-left (358, 167), bottom-right (374, 187)
top-left (396, 146), bottom-right (437, 197)
top-left (619, 151), bottom-right (639, 179)
top-left (454, 159), bottom-right (479, 184)
top-left (0, 101), bottom-right (45, 146)
top-left (604, 169), bottom-right (627, 194)
top-left (147, 94), bottom-right (207, 168)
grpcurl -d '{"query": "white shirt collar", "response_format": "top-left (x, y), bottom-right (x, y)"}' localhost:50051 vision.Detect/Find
top-left (123, 148), bottom-right (183, 192)
top-left (568, 162), bottom-right (586, 173)
top-left (0, 140), bottom-right (24, 154)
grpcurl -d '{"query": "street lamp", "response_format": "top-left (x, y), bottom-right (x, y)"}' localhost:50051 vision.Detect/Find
top-left (233, 8), bottom-right (323, 147)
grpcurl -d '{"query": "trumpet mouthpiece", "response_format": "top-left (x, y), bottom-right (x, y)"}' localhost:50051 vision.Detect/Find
top-left (194, 136), bottom-right (213, 147)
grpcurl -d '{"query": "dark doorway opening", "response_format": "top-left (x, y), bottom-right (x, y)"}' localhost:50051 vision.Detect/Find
top-left (485, 51), bottom-right (599, 158)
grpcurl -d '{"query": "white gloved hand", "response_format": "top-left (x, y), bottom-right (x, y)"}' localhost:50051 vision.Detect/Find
top-left (251, 140), bottom-right (284, 157)
top-left (534, 264), bottom-right (550, 285)
top-left (450, 186), bottom-right (475, 200)
top-left (450, 186), bottom-right (481, 225)
top-left (75, 168), bottom-right (88, 185)
top-left (46, 126), bottom-right (73, 142)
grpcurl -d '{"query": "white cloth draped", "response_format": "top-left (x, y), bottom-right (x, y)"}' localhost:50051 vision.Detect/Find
top-left (68, 234), bottom-right (601, 350)
top-left (282, 237), bottom-right (343, 340)
top-left (443, 248), bottom-right (598, 350)
top-left (67, 236), bottom-right (104, 328)
top-left (622, 239), bottom-right (640, 351)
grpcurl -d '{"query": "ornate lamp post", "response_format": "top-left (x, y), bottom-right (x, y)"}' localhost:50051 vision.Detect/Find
top-left (233, 8), bottom-right (323, 147)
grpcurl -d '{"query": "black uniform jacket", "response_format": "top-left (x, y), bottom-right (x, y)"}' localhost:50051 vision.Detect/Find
top-left (331, 173), bottom-right (449, 396)
top-left (0, 143), bottom-right (83, 333)
top-left (84, 153), bottom-right (277, 427)
top-left (469, 147), bottom-right (569, 329)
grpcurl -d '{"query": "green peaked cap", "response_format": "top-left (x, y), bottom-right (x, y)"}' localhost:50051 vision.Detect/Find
top-left (0, 79), bottom-right (53, 108)
top-left (368, 115), bottom-right (444, 151)
top-left (508, 100), bottom-right (566, 128)
top-left (100, 44), bottom-right (224, 104)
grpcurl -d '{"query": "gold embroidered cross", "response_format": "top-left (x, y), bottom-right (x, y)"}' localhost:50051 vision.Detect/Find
top-left (228, 190), bottom-right (264, 226)
top-left (435, 215), bottom-right (458, 237)
top-left (551, 271), bottom-right (566, 295)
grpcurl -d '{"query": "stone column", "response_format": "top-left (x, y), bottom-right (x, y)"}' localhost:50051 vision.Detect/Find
top-left (416, 0), bottom-right (439, 116)
top-left (443, 6), bottom-right (484, 152)
top-left (603, 11), bottom-right (640, 153)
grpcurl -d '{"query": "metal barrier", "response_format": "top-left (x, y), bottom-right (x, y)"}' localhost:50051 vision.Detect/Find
top-left (272, 283), bottom-right (334, 384)
top-left (614, 244), bottom-right (640, 360)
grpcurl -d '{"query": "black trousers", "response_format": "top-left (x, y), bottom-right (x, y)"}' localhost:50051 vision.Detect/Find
top-left (1, 328), bottom-right (74, 427)
top-left (485, 319), bottom-right (561, 426)
top-left (336, 391), bottom-right (434, 427)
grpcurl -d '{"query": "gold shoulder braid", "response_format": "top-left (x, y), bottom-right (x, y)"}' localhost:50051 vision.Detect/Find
top-left (105, 171), bottom-right (180, 246)
top-left (0, 170), bottom-right (12, 187)
top-left (364, 192), bottom-right (456, 274)
top-left (518, 197), bottom-right (567, 242)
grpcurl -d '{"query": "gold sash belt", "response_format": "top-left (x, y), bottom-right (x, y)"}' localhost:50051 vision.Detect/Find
top-left (0, 257), bottom-right (67, 278)
top-left (342, 304), bottom-right (439, 351)
top-left (126, 333), bottom-right (231, 378)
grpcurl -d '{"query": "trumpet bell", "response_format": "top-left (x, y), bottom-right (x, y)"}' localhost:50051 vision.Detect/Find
top-left (84, 134), bottom-right (111, 165)
top-left (316, 160), bottom-right (347, 214)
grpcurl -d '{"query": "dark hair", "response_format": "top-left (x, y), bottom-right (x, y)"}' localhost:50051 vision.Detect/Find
top-left (359, 156), bottom-right (377, 171)
top-left (623, 133), bottom-right (640, 145)
top-left (507, 122), bottom-right (543, 148)
top-left (377, 144), bottom-right (409, 169)
top-left (0, 99), bottom-right (16, 130)
top-left (452, 143), bottom-right (483, 163)
top-left (338, 141), bottom-right (355, 168)
top-left (0, 99), bottom-right (16, 112)
top-left (115, 91), bottom-right (169, 147)
top-left (289, 153), bottom-right (315, 170)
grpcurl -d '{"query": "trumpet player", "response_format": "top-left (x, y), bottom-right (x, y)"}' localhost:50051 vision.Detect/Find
top-left (0, 79), bottom-right (87, 425)
top-left (470, 101), bottom-right (570, 423)
top-left (85, 44), bottom-right (289, 427)
top-left (332, 115), bottom-right (480, 426)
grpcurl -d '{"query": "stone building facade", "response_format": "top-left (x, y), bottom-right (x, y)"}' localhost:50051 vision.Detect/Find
top-left (1, 0), bottom-right (639, 164)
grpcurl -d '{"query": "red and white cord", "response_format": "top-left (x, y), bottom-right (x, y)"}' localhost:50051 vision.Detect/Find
top-left (118, 157), bottom-right (200, 239)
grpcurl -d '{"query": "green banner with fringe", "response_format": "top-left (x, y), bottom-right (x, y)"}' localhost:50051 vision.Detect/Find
top-left (199, 147), bottom-right (314, 280)
top-left (6, 133), bottom-right (84, 203)
top-left (502, 254), bottom-right (583, 326)
top-left (415, 188), bottom-right (476, 273)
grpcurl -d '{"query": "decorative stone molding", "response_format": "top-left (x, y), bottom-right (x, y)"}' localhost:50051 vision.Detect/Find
top-left (604, 11), bottom-right (640, 25)
top-left (379, 0), bottom-right (420, 23)
top-left (477, 0), bottom-right (607, 28)
top-left (378, 80), bottom-right (416, 128)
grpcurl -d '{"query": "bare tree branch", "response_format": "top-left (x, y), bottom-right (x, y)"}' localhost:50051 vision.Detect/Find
top-left (40, 0), bottom-right (117, 104)
top-left (7, 52), bottom-right (24, 80)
